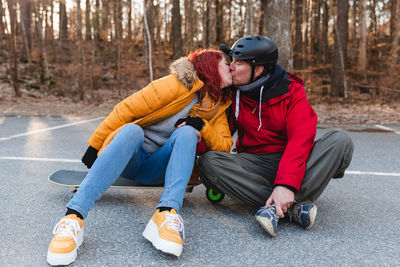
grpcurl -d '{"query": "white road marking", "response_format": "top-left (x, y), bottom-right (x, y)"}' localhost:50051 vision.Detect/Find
top-left (0, 117), bottom-right (104, 141)
top-left (1, 156), bottom-right (400, 177)
top-left (346, 170), bottom-right (400, 177)
top-left (375, 124), bottom-right (400, 135)
top-left (0, 156), bottom-right (80, 163)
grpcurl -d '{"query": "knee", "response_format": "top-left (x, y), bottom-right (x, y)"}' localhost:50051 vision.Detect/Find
top-left (174, 126), bottom-right (197, 143)
top-left (119, 124), bottom-right (144, 143)
top-left (198, 151), bottom-right (220, 172)
top-left (330, 130), bottom-right (353, 149)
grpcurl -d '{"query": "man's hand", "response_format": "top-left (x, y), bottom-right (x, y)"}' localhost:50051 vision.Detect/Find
top-left (265, 186), bottom-right (295, 218)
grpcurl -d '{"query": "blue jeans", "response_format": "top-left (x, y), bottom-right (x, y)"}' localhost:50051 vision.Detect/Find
top-left (67, 124), bottom-right (198, 218)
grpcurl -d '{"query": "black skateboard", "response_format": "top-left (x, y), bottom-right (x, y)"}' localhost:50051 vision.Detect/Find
top-left (49, 169), bottom-right (223, 203)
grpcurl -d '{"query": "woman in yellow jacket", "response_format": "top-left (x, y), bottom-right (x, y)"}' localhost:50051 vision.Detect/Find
top-left (47, 49), bottom-right (233, 265)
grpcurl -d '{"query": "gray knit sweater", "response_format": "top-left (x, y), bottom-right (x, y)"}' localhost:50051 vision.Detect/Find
top-left (142, 94), bottom-right (198, 153)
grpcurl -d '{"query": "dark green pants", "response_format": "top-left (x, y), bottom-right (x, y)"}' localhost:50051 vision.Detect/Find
top-left (198, 130), bottom-right (354, 207)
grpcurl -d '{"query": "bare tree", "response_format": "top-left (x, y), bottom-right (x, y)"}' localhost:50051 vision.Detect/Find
top-left (76, 0), bottom-right (85, 100)
top-left (204, 0), bottom-right (212, 47)
top-left (59, 0), bottom-right (68, 41)
top-left (215, 0), bottom-right (224, 43)
top-left (265, 0), bottom-right (293, 71)
top-left (392, 0), bottom-right (400, 64)
top-left (171, 0), bottom-right (183, 59)
top-left (34, 1), bottom-right (51, 87)
top-left (127, 0), bottom-right (132, 40)
top-left (6, 0), bottom-right (21, 97)
top-left (0, 1), bottom-right (5, 36)
top-left (94, 0), bottom-right (100, 41)
top-left (258, 0), bottom-right (267, 36)
top-left (321, 1), bottom-right (329, 63)
top-left (391, 0), bottom-right (398, 41)
top-left (330, 0), bottom-right (349, 97)
top-left (85, 0), bottom-right (92, 40)
top-left (115, 0), bottom-right (122, 94)
top-left (359, 0), bottom-right (368, 82)
top-left (245, 0), bottom-right (254, 35)
top-left (294, 0), bottom-right (303, 69)
top-left (20, 0), bottom-right (32, 63)
top-left (143, 0), bottom-right (153, 81)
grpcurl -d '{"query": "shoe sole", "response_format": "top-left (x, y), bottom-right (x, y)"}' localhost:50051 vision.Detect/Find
top-left (47, 228), bottom-right (84, 266)
top-left (304, 206), bottom-right (317, 230)
top-left (255, 215), bottom-right (277, 237)
top-left (143, 219), bottom-right (183, 257)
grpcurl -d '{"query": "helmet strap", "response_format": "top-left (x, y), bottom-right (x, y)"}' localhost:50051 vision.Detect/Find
top-left (250, 65), bottom-right (255, 82)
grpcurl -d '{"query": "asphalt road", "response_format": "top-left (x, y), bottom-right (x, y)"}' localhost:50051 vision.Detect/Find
top-left (0, 115), bottom-right (399, 266)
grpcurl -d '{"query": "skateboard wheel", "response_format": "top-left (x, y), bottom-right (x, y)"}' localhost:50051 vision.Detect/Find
top-left (206, 188), bottom-right (224, 203)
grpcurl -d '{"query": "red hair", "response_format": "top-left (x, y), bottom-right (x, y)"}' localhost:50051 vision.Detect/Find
top-left (188, 49), bottom-right (231, 102)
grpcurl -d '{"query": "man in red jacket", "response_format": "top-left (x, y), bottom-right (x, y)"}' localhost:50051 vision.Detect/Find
top-left (198, 35), bottom-right (354, 237)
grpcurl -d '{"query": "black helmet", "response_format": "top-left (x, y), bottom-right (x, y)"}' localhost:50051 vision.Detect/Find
top-left (220, 35), bottom-right (278, 68)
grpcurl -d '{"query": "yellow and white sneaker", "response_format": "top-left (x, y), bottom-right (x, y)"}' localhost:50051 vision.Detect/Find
top-left (47, 214), bottom-right (84, 266)
top-left (143, 209), bottom-right (184, 257)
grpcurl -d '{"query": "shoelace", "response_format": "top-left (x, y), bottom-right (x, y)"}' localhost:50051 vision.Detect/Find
top-left (52, 219), bottom-right (81, 248)
top-left (259, 205), bottom-right (279, 222)
top-left (160, 213), bottom-right (185, 243)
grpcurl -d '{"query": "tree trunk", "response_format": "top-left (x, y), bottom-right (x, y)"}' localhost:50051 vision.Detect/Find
top-left (391, 0), bottom-right (398, 41)
top-left (359, 0), bottom-right (368, 82)
top-left (6, 0), bottom-right (21, 97)
top-left (184, 0), bottom-right (194, 48)
top-left (245, 0), bottom-right (254, 35)
top-left (94, 0), bottom-right (100, 41)
top-left (258, 0), bottom-right (267, 35)
top-left (369, 0), bottom-right (377, 44)
top-left (127, 0), bottom-right (132, 40)
top-left (34, 1), bottom-right (50, 87)
top-left (351, 0), bottom-right (358, 44)
top-left (204, 0), bottom-right (211, 47)
top-left (215, 0), bottom-right (224, 43)
top-left (85, 0), bottom-right (91, 40)
top-left (49, 0), bottom-right (54, 39)
top-left (0, 1), bottom-right (5, 36)
top-left (59, 1), bottom-right (68, 41)
top-left (310, 0), bottom-right (319, 58)
top-left (265, 0), bottom-right (293, 71)
top-left (77, 0), bottom-right (85, 100)
top-left (20, 0), bottom-right (32, 63)
top-left (294, 0), bottom-right (303, 69)
top-left (171, 0), bottom-right (183, 59)
top-left (392, 0), bottom-right (400, 64)
top-left (143, 0), bottom-right (153, 81)
top-left (302, 0), bottom-right (310, 52)
top-left (321, 1), bottom-right (329, 63)
top-left (330, 0), bottom-right (349, 97)
top-left (115, 0), bottom-right (122, 95)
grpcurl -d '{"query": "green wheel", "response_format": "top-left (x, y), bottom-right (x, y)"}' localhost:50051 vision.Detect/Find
top-left (206, 188), bottom-right (225, 203)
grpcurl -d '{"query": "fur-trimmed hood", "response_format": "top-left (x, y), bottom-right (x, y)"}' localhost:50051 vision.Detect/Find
top-left (169, 57), bottom-right (198, 89)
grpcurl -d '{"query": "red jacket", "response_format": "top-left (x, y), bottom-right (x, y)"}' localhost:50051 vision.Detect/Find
top-left (230, 72), bottom-right (317, 191)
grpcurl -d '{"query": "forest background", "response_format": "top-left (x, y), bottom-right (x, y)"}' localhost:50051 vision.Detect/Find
top-left (0, 0), bottom-right (399, 124)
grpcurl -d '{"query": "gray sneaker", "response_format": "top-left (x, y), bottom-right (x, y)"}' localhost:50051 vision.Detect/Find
top-left (288, 203), bottom-right (317, 230)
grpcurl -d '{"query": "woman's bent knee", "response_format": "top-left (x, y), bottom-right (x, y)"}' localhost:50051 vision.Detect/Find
top-left (174, 125), bottom-right (198, 142)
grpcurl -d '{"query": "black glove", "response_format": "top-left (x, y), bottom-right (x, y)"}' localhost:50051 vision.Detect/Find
top-left (185, 117), bottom-right (204, 131)
top-left (81, 146), bottom-right (98, 169)
top-left (174, 118), bottom-right (186, 128)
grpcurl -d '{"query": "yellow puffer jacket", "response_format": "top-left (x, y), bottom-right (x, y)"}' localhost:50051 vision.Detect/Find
top-left (88, 57), bottom-right (233, 157)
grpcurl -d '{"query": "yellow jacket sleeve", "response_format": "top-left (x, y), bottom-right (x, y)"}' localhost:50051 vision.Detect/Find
top-left (200, 103), bottom-right (233, 153)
